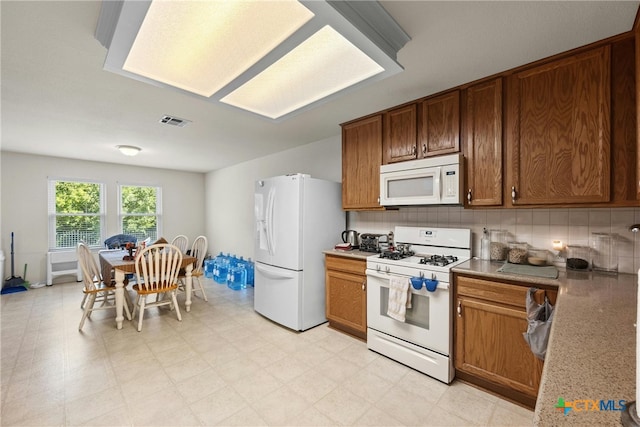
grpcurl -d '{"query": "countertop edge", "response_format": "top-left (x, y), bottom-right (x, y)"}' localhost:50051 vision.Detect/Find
top-left (323, 249), bottom-right (375, 261)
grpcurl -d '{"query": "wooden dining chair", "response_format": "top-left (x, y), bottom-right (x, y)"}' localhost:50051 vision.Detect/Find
top-left (77, 242), bottom-right (132, 331)
top-left (131, 243), bottom-right (183, 332)
top-left (179, 235), bottom-right (208, 302)
top-left (170, 235), bottom-right (189, 254)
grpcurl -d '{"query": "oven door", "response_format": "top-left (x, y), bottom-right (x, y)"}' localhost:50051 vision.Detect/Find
top-left (366, 269), bottom-right (450, 356)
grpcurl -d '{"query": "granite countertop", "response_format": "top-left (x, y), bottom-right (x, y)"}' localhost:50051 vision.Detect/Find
top-left (453, 259), bottom-right (638, 426)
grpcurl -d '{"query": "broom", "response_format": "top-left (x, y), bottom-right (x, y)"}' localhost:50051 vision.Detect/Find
top-left (2, 232), bottom-right (27, 294)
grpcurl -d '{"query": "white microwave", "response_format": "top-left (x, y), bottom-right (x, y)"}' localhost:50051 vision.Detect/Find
top-left (379, 154), bottom-right (463, 206)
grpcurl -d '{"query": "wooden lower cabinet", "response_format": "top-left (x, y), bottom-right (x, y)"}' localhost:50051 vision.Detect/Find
top-left (454, 274), bottom-right (557, 408)
top-left (325, 254), bottom-right (367, 340)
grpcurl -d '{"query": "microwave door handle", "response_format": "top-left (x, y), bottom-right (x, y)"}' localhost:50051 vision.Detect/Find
top-left (434, 167), bottom-right (442, 201)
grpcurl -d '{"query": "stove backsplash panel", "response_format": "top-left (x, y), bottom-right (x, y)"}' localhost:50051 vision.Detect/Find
top-left (348, 207), bottom-right (640, 275)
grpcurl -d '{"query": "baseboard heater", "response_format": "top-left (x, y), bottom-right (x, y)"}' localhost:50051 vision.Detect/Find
top-left (47, 250), bottom-right (82, 285)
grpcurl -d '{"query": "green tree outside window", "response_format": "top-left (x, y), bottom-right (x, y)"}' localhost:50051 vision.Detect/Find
top-left (49, 180), bottom-right (104, 249)
top-left (120, 185), bottom-right (161, 242)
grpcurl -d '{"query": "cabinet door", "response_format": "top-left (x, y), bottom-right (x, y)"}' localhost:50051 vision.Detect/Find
top-left (325, 269), bottom-right (367, 338)
top-left (419, 90), bottom-right (460, 157)
top-left (611, 37), bottom-right (638, 206)
top-left (506, 46), bottom-right (611, 205)
top-left (455, 296), bottom-right (544, 398)
top-left (342, 115), bottom-right (383, 210)
top-left (383, 104), bottom-right (417, 164)
top-left (464, 78), bottom-right (503, 206)
top-left (634, 20), bottom-right (640, 200)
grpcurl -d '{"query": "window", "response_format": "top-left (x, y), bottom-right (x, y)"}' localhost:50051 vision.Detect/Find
top-left (119, 184), bottom-right (162, 242)
top-left (48, 179), bottom-right (105, 249)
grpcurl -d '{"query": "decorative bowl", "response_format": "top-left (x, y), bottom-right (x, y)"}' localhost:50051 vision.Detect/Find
top-left (528, 257), bottom-right (547, 266)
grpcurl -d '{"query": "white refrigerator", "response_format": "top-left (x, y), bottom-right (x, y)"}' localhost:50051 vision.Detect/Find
top-left (254, 174), bottom-right (344, 331)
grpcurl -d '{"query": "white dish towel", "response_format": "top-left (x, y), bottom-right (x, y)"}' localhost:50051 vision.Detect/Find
top-left (387, 276), bottom-right (412, 322)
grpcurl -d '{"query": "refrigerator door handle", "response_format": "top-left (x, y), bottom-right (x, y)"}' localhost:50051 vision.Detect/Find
top-left (266, 187), bottom-right (276, 255)
top-left (256, 263), bottom-right (296, 280)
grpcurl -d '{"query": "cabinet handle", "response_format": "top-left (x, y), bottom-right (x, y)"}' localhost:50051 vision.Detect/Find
top-left (511, 186), bottom-right (517, 203)
top-left (362, 280), bottom-right (366, 291)
top-left (467, 189), bottom-right (472, 203)
top-left (412, 145), bottom-right (417, 156)
top-left (422, 144), bottom-right (427, 156)
top-left (457, 300), bottom-right (462, 317)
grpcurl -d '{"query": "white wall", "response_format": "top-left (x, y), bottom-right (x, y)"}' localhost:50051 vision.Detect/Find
top-left (1, 152), bottom-right (205, 284)
top-left (205, 135), bottom-right (342, 259)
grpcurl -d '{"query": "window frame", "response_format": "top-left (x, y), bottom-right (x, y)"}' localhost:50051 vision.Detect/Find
top-left (117, 183), bottom-right (163, 242)
top-left (47, 178), bottom-right (106, 250)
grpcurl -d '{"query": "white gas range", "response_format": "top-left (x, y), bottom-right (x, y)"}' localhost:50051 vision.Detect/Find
top-left (366, 226), bottom-right (471, 383)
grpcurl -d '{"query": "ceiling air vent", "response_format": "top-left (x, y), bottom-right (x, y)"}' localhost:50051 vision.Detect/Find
top-left (159, 115), bottom-right (191, 127)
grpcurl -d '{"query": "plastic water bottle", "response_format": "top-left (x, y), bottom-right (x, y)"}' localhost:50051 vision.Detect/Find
top-left (213, 253), bottom-right (229, 284)
top-left (238, 257), bottom-right (249, 289)
top-left (226, 255), bottom-right (238, 285)
top-left (227, 263), bottom-right (247, 291)
top-left (236, 256), bottom-right (246, 289)
top-left (204, 258), bottom-right (214, 278)
top-left (246, 258), bottom-right (254, 287)
top-left (211, 252), bottom-right (221, 282)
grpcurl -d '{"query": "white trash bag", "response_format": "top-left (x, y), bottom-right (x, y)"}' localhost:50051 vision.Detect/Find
top-left (522, 287), bottom-right (554, 360)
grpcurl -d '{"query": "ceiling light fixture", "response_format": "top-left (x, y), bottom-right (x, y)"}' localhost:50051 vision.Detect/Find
top-left (95, 0), bottom-right (409, 122)
top-left (117, 145), bottom-right (141, 156)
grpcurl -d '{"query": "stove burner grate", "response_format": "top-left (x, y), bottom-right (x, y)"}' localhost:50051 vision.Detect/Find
top-left (419, 254), bottom-right (459, 267)
top-left (379, 249), bottom-right (415, 260)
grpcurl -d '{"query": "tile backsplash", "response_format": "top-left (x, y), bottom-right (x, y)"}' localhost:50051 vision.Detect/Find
top-left (348, 207), bottom-right (640, 274)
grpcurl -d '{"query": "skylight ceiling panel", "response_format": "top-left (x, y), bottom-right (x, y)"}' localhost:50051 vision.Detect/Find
top-left (122, 1), bottom-right (314, 97)
top-left (220, 25), bottom-right (384, 119)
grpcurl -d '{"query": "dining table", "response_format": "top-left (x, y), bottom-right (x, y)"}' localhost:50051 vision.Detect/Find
top-left (99, 249), bottom-right (197, 329)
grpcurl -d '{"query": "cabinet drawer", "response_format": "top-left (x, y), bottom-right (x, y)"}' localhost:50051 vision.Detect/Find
top-left (325, 255), bottom-right (366, 275)
top-left (456, 276), bottom-right (544, 309)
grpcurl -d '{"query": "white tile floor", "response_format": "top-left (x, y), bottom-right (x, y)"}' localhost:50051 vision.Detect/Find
top-left (1, 278), bottom-right (534, 426)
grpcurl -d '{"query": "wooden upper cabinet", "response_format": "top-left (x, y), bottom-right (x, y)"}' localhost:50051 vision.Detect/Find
top-left (419, 90), bottom-right (460, 157)
top-left (636, 19), bottom-right (640, 200)
top-left (506, 45), bottom-right (611, 205)
top-left (463, 78), bottom-right (503, 207)
top-left (382, 104), bottom-right (417, 164)
top-left (611, 37), bottom-right (638, 206)
top-left (342, 115), bottom-right (384, 210)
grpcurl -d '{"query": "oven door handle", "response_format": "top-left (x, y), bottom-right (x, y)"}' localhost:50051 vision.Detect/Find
top-left (366, 269), bottom-right (393, 280)
top-left (365, 270), bottom-right (449, 290)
